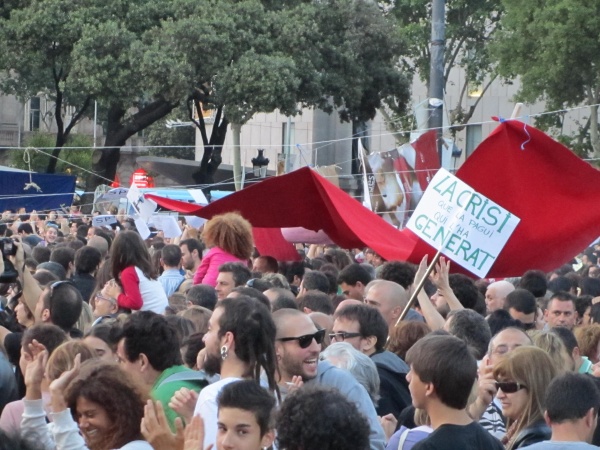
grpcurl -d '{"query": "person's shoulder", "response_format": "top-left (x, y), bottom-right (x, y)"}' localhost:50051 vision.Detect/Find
top-left (119, 440), bottom-right (154, 450)
top-left (416, 422), bottom-right (503, 450)
top-left (521, 442), bottom-right (598, 450)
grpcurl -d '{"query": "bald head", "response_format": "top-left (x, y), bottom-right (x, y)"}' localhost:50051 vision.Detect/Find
top-left (363, 280), bottom-right (408, 327)
top-left (485, 280), bottom-right (515, 314)
top-left (334, 299), bottom-right (363, 313)
top-left (273, 308), bottom-right (315, 338)
top-left (488, 327), bottom-right (532, 366)
top-left (87, 235), bottom-right (109, 258)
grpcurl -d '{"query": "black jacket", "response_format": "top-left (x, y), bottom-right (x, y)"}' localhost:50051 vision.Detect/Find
top-left (512, 420), bottom-right (551, 449)
top-left (371, 350), bottom-right (412, 419)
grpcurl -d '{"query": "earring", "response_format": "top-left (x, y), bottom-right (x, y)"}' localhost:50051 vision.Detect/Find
top-left (220, 345), bottom-right (229, 361)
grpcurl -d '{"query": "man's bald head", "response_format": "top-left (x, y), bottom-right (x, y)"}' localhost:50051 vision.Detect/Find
top-left (334, 299), bottom-right (363, 313)
top-left (487, 326), bottom-right (532, 366)
top-left (87, 235), bottom-right (109, 258)
top-left (485, 280), bottom-right (515, 314)
top-left (363, 279), bottom-right (407, 327)
top-left (273, 308), bottom-right (313, 338)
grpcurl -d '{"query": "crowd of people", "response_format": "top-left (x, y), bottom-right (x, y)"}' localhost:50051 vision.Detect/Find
top-left (0, 207), bottom-right (598, 450)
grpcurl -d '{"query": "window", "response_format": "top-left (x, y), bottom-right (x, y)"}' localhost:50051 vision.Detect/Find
top-left (29, 97), bottom-right (40, 131)
top-left (466, 124), bottom-right (482, 158)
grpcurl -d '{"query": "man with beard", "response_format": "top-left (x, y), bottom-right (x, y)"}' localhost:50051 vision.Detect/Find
top-left (273, 308), bottom-right (386, 450)
top-left (116, 312), bottom-right (207, 429)
top-left (179, 238), bottom-right (203, 278)
top-left (171, 296), bottom-right (279, 449)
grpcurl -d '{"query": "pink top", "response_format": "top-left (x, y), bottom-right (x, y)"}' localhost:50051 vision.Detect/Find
top-left (0, 392), bottom-right (52, 434)
top-left (193, 247), bottom-right (246, 286)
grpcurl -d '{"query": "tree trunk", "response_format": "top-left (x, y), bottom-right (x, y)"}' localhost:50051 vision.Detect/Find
top-left (88, 99), bottom-right (178, 194)
top-left (189, 101), bottom-right (229, 200)
top-left (231, 123), bottom-right (242, 191)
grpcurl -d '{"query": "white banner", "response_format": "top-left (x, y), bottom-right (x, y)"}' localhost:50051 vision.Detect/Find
top-left (406, 169), bottom-right (520, 277)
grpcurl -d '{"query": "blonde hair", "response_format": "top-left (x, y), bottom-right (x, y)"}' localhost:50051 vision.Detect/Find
top-left (46, 340), bottom-right (97, 381)
top-left (76, 301), bottom-right (94, 334)
top-left (529, 330), bottom-right (573, 373)
top-left (179, 306), bottom-right (212, 334)
top-left (493, 346), bottom-right (558, 449)
top-left (574, 324), bottom-right (600, 362)
top-left (202, 212), bottom-right (253, 259)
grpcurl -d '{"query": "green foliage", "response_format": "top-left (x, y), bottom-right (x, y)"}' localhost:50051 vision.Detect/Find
top-left (10, 133), bottom-right (93, 174)
top-left (145, 108), bottom-right (195, 160)
top-left (382, 0), bottom-right (503, 136)
top-left (387, 0), bottom-right (502, 86)
top-left (493, 0), bottom-right (600, 154)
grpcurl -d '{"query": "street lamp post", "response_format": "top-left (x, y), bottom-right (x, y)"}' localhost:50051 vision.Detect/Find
top-left (251, 149), bottom-right (269, 178)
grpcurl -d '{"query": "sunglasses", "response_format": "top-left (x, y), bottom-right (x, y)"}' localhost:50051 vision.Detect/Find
top-left (329, 331), bottom-right (362, 342)
top-left (278, 329), bottom-right (326, 349)
top-left (495, 381), bottom-right (527, 393)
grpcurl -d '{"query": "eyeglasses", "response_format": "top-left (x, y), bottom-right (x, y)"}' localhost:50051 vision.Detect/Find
top-left (329, 331), bottom-right (362, 342)
top-left (278, 329), bottom-right (326, 349)
top-left (95, 293), bottom-right (116, 304)
top-left (47, 281), bottom-right (74, 311)
top-left (495, 381), bottom-right (527, 393)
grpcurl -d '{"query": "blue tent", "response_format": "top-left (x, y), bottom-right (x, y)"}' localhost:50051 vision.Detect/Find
top-left (0, 167), bottom-right (75, 212)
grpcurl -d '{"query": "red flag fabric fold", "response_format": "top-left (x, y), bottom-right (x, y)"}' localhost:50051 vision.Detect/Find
top-left (405, 120), bottom-right (600, 277)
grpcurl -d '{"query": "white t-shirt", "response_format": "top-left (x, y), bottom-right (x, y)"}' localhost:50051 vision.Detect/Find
top-left (193, 377), bottom-right (241, 449)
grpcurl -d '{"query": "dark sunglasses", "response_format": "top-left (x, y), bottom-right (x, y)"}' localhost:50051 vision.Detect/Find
top-left (329, 331), bottom-right (362, 341)
top-left (278, 329), bottom-right (326, 349)
top-left (495, 381), bottom-right (527, 393)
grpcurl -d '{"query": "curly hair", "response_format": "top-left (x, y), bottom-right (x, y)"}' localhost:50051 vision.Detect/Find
top-left (217, 297), bottom-right (279, 398)
top-left (110, 231), bottom-right (156, 282)
top-left (202, 212), bottom-right (253, 260)
top-left (276, 385), bottom-right (370, 450)
top-left (65, 361), bottom-right (149, 450)
top-left (574, 324), bottom-right (600, 362)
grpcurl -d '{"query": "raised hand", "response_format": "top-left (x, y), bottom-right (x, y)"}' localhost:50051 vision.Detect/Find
top-left (169, 387), bottom-right (198, 425)
top-left (141, 400), bottom-right (184, 450)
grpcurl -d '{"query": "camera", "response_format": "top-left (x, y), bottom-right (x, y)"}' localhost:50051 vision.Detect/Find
top-left (0, 238), bottom-right (17, 259)
top-left (0, 238), bottom-right (17, 283)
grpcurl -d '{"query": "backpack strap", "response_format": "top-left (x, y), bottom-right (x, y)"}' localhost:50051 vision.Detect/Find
top-left (158, 371), bottom-right (207, 388)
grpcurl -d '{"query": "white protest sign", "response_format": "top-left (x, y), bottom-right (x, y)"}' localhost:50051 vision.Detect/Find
top-left (100, 188), bottom-right (128, 201)
top-left (134, 218), bottom-right (152, 240)
top-left (151, 215), bottom-right (182, 239)
top-left (184, 216), bottom-right (206, 229)
top-left (127, 184), bottom-right (157, 221)
top-left (406, 168), bottom-right (520, 278)
top-left (92, 215), bottom-right (117, 227)
top-left (188, 189), bottom-right (209, 205)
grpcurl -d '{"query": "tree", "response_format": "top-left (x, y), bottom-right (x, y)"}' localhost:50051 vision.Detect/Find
top-left (10, 132), bottom-right (93, 175)
top-left (382, 0), bottom-right (503, 142)
top-left (0, 0), bottom-right (183, 193)
top-left (0, 0), bottom-right (96, 172)
top-left (144, 0), bottom-right (410, 192)
top-left (493, 0), bottom-right (600, 157)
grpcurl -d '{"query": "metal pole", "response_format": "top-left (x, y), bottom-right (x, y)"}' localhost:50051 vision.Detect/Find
top-left (93, 101), bottom-right (97, 148)
top-left (285, 116), bottom-right (292, 173)
top-left (395, 250), bottom-right (442, 326)
top-left (428, 0), bottom-right (446, 165)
